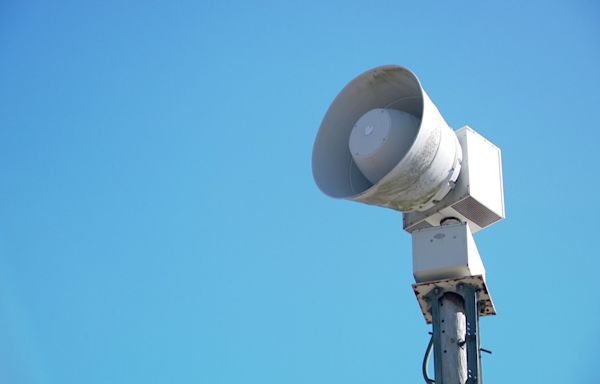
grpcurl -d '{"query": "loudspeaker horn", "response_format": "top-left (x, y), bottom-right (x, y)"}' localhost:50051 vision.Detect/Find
top-left (312, 65), bottom-right (462, 212)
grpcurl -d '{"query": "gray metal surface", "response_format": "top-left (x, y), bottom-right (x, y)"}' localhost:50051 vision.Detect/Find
top-left (424, 281), bottom-right (485, 384)
top-left (460, 284), bottom-right (483, 384)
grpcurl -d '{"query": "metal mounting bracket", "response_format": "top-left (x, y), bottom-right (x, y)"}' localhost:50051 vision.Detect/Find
top-left (412, 275), bottom-right (495, 324)
top-left (419, 277), bottom-right (491, 384)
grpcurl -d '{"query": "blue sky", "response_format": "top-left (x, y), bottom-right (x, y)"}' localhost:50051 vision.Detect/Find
top-left (1, 1), bottom-right (599, 383)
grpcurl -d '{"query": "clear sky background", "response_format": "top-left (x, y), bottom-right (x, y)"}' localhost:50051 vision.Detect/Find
top-left (1, 1), bottom-right (599, 383)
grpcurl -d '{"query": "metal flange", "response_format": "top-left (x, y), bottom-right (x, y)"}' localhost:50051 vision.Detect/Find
top-left (412, 275), bottom-right (495, 324)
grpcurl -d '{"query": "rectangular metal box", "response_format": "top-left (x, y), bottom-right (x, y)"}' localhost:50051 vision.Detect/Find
top-left (403, 126), bottom-right (505, 234)
top-left (412, 223), bottom-right (485, 283)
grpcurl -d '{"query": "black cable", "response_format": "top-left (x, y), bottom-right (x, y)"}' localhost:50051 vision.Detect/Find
top-left (422, 332), bottom-right (435, 384)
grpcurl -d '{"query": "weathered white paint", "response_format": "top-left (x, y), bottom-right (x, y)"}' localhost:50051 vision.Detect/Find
top-left (404, 126), bottom-right (505, 234)
top-left (440, 292), bottom-right (467, 384)
top-left (312, 65), bottom-right (462, 212)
